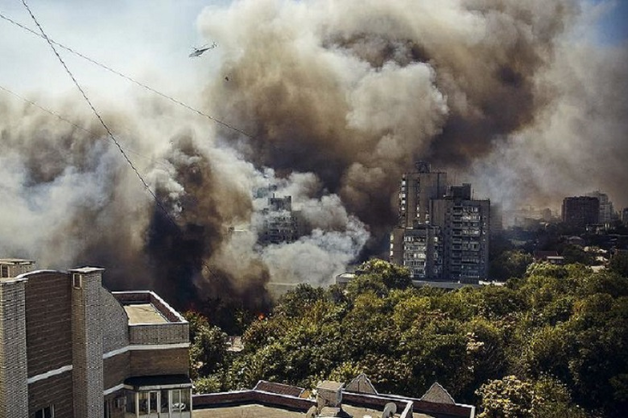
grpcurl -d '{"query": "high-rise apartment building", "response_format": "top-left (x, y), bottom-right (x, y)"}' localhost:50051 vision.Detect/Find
top-left (390, 164), bottom-right (490, 283)
top-left (432, 185), bottom-right (490, 283)
top-left (562, 196), bottom-right (600, 227)
top-left (586, 191), bottom-right (615, 224)
top-left (397, 161), bottom-right (448, 228)
top-left (390, 162), bottom-right (447, 280)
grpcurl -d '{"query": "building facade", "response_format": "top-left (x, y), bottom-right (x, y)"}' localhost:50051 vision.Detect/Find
top-left (586, 191), bottom-right (615, 224)
top-left (432, 185), bottom-right (490, 283)
top-left (390, 162), bottom-right (447, 279)
top-left (0, 259), bottom-right (191, 418)
top-left (258, 196), bottom-right (305, 245)
top-left (562, 196), bottom-right (600, 227)
top-left (390, 164), bottom-right (490, 283)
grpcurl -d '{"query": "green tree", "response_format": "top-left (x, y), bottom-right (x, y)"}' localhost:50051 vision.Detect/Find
top-left (274, 284), bottom-right (326, 318)
top-left (562, 245), bottom-right (595, 265)
top-left (476, 375), bottom-right (585, 418)
top-left (609, 251), bottom-right (628, 277)
top-left (490, 250), bottom-right (534, 281)
top-left (358, 259), bottom-right (412, 289)
top-left (190, 324), bottom-right (228, 377)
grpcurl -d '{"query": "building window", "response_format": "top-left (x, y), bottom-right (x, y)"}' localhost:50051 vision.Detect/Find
top-left (1, 265), bottom-right (8, 278)
top-left (35, 406), bottom-right (54, 418)
top-left (72, 273), bottom-right (82, 289)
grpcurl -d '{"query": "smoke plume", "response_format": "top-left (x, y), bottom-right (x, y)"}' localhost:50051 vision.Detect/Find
top-left (1, 0), bottom-right (626, 313)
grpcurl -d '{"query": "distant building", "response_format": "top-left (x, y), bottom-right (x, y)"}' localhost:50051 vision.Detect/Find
top-left (390, 163), bottom-right (490, 283)
top-left (586, 191), bottom-right (615, 223)
top-left (562, 196), bottom-right (600, 227)
top-left (432, 185), bottom-right (491, 283)
top-left (510, 206), bottom-right (553, 228)
top-left (533, 251), bottom-right (565, 265)
top-left (622, 208), bottom-right (628, 224)
top-left (490, 203), bottom-right (504, 235)
top-left (397, 161), bottom-right (448, 228)
top-left (392, 225), bottom-right (442, 280)
top-left (0, 259), bottom-right (192, 418)
top-left (259, 195), bottom-right (305, 244)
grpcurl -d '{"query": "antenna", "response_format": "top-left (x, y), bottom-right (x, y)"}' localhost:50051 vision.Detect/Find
top-left (382, 402), bottom-right (397, 418)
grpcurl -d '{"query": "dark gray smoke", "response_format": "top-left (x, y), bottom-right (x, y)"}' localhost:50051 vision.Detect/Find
top-left (1, 0), bottom-right (626, 312)
top-left (197, 0), bottom-right (627, 229)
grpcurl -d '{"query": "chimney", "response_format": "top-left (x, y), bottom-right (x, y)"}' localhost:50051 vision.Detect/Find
top-left (316, 381), bottom-right (344, 409)
top-left (0, 258), bottom-right (35, 279)
top-left (69, 267), bottom-right (105, 418)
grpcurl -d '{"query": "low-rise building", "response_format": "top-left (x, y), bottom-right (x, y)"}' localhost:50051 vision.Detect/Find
top-left (193, 376), bottom-right (475, 418)
top-left (0, 259), bottom-right (192, 418)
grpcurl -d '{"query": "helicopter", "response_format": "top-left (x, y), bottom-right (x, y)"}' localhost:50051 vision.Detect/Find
top-left (189, 42), bottom-right (217, 57)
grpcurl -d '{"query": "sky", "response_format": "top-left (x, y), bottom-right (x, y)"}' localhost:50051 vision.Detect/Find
top-left (590, 0), bottom-right (628, 43)
top-left (1, 0), bottom-right (625, 98)
top-left (0, 0), bottom-right (222, 102)
top-left (0, 0), bottom-right (627, 300)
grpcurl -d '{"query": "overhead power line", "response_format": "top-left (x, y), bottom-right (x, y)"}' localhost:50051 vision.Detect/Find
top-left (19, 0), bottom-right (178, 228)
top-left (10, 2), bottom-right (220, 279)
top-left (0, 84), bottom-right (172, 170)
top-left (0, 10), bottom-right (254, 139)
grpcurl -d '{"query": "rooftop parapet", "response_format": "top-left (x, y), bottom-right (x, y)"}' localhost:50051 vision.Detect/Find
top-left (112, 291), bottom-right (189, 345)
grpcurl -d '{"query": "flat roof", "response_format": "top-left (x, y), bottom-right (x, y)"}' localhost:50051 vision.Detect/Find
top-left (193, 404), bottom-right (432, 418)
top-left (124, 303), bottom-right (168, 324)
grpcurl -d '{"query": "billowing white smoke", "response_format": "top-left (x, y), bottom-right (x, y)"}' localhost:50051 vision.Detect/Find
top-left (197, 0), bottom-right (626, 220)
top-left (470, 38), bottom-right (628, 215)
top-left (249, 171), bottom-right (369, 286)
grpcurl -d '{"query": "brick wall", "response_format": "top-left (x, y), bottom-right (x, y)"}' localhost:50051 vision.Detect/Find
top-left (129, 348), bottom-right (189, 376)
top-left (70, 268), bottom-right (104, 418)
top-left (129, 323), bottom-right (189, 345)
top-left (104, 392), bottom-right (127, 418)
top-left (103, 352), bottom-right (130, 390)
top-left (28, 372), bottom-right (73, 418)
top-left (24, 272), bottom-right (73, 377)
top-left (0, 278), bottom-right (29, 418)
top-left (100, 289), bottom-right (129, 353)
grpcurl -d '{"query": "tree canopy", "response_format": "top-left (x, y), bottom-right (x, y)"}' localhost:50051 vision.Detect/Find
top-left (188, 259), bottom-right (628, 417)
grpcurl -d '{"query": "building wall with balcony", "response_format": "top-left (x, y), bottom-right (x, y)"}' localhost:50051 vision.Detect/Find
top-left (432, 196), bottom-right (490, 283)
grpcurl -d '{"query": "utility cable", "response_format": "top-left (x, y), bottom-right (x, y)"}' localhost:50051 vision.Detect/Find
top-left (16, 1), bottom-right (218, 278)
top-left (20, 0), bottom-right (176, 222)
top-left (1, 84), bottom-right (214, 279)
top-left (0, 10), bottom-right (254, 139)
top-left (0, 84), bottom-right (171, 170)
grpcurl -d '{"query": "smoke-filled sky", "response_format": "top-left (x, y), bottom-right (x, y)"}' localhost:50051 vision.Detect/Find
top-left (0, 0), bottom-right (626, 309)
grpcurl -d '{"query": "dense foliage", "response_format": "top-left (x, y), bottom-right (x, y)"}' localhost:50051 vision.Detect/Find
top-left (187, 259), bottom-right (628, 417)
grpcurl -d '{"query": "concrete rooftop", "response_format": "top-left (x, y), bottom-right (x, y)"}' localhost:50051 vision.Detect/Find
top-left (123, 303), bottom-right (168, 324)
top-left (193, 405), bottom-right (433, 418)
